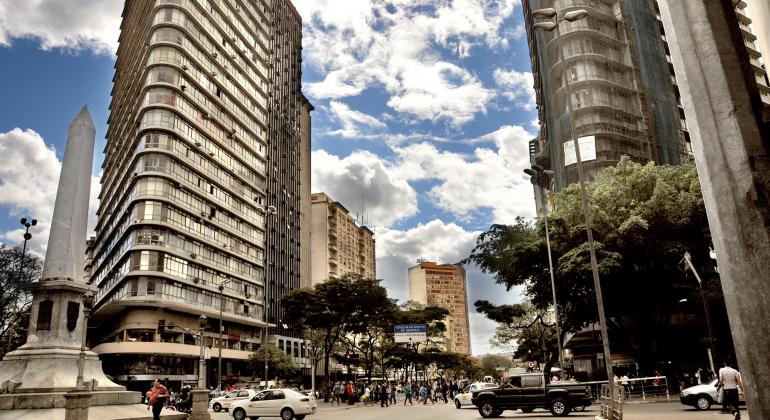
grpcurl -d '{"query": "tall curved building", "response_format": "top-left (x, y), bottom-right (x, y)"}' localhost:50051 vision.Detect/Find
top-left (86, 0), bottom-right (311, 391)
top-left (524, 0), bottom-right (693, 191)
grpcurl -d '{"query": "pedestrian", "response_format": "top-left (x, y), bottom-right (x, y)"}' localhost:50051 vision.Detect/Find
top-left (346, 382), bottom-right (354, 405)
top-left (146, 378), bottom-right (169, 420)
top-left (425, 384), bottom-right (435, 405)
top-left (390, 383), bottom-right (397, 404)
top-left (719, 360), bottom-right (743, 419)
top-left (403, 383), bottom-right (413, 405)
top-left (441, 381), bottom-right (448, 403)
top-left (380, 383), bottom-right (389, 407)
top-left (419, 384), bottom-right (427, 404)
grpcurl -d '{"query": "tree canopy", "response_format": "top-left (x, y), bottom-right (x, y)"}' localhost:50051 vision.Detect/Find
top-left (465, 158), bottom-right (713, 370)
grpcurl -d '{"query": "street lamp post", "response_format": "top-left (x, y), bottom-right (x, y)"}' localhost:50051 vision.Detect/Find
top-left (6, 217), bottom-right (37, 353)
top-left (217, 276), bottom-right (234, 391)
top-left (683, 252), bottom-right (717, 375)
top-left (524, 166), bottom-right (563, 374)
top-left (532, 7), bottom-right (615, 393)
top-left (198, 314), bottom-right (208, 389)
top-left (76, 293), bottom-right (95, 390)
top-left (260, 205), bottom-right (277, 388)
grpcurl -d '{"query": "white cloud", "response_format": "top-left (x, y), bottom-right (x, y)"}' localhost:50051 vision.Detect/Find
top-left (311, 149), bottom-right (418, 227)
top-left (0, 0), bottom-right (121, 54)
top-left (327, 100), bottom-right (386, 138)
top-left (392, 125), bottom-right (537, 223)
top-left (493, 68), bottom-right (536, 110)
top-left (0, 128), bottom-right (101, 257)
top-left (297, 0), bottom-right (521, 126)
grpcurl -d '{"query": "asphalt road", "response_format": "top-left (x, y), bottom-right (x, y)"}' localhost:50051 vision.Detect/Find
top-left (209, 401), bottom-right (749, 420)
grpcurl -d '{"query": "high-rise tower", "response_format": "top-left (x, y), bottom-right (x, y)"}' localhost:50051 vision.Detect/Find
top-left (523, 0), bottom-right (692, 192)
top-left (87, 0), bottom-right (310, 391)
top-left (408, 262), bottom-right (471, 355)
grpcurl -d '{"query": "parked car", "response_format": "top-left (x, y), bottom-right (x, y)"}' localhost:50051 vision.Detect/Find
top-left (680, 379), bottom-right (745, 410)
top-left (472, 373), bottom-right (592, 417)
top-left (454, 383), bottom-right (498, 408)
top-left (230, 388), bottom-right (316, 420)
top-left (210, 389), bottom-right (258, 412)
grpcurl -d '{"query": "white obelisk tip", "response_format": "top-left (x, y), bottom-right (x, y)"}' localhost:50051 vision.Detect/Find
top-left (71, 105), bottom-right (95, 129)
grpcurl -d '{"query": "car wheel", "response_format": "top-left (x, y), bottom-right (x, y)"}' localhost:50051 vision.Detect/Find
top-left (232, 408), bottom-right (247, 420)
top-left (695, 394), bottom-right (712, 410)
top-left (478, 401), bottom-right (497, 418)
top-left (213, 403), bottom-right (222, 412)
top-left (455, 399), bottom-right (462, 409)
top-left (549, 398), bottom-right (571, 417)
top-left (280, 408), bottom-right (294, 420)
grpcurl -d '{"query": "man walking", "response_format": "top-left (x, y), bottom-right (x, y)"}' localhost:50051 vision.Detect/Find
top-left (380, 383), bottom-right (389, 407)
top-left (719, 360), bottom-right (743, 419)
top-left (146, 378), bottom-right (169, 420)
top-left (403, 383), bottom-right (413, 405)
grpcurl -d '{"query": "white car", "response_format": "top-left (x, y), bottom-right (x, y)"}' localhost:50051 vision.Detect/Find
top-left (210, 389), bottom-right (258, 412)
top-left (230, 388), bottom-right (316, 420)
top-left (454, 382), bottom-right (498, 409)
top-left (680, 379), bottom-right (745, 410)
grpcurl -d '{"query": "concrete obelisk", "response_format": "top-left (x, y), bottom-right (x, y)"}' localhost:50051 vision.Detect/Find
top-left (0, 107), bottom-right (122, 404)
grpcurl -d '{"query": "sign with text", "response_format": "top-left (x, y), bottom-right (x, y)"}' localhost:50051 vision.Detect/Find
top-left (394, 324), bottom-right (427, 343)
top-left (564, 135), bottom-right (597, 166)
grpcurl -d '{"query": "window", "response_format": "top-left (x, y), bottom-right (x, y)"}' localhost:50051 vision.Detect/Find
top-left (271, 391), bottom-right (285, 400)
top-left (129, 279), bottom-right (139, 296)
top-left (522, 375), bottom-right (542, 388)
top-left (147, 279), bottom-right (156, 295)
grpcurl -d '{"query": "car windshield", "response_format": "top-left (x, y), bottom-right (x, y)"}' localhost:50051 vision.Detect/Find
top-left (463, 386), bottom-right (471, 393)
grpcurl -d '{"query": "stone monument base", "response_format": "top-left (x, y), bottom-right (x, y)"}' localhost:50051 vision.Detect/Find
top-left (0, 404), bottom-right (187, 420)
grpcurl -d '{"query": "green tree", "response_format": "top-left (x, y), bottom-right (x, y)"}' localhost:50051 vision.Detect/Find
top-left (0, 246), bottom-right (42, 357)
top-left (249, 343), bottom-right (299, 382)
top-left (465, 158), bottom-right (712, 372)
top-left (478, 354), bottom-right (513, 379)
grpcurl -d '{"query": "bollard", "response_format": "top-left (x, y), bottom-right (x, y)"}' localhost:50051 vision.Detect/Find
top-left (188, 389), bottom-right (212, 420)
top-left (64, 391), bottom-right (92, 420)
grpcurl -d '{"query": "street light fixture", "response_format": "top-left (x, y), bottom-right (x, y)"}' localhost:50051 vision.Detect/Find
top-left (258, 205), bottom-right (277, 389)
top-left (6, 217), bottom-right (37, 353)
top-left (532, 7), bottom-right (615, 396)
top-left (524, 165), bottom-right (563, 375)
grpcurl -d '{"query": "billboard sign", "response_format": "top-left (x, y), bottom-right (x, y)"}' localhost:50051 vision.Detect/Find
top-left (394, 324), bottom-right (427, 343)
top-left (563, 135), bottom-right (597, 166)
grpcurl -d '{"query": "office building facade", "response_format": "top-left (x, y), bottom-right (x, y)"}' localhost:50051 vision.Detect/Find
top-left (87, 0), bottom-right (310, 391)
top-left (309, 193), bottom-right (376, 285)
top-left (408, 261), bottom-right (471, 355)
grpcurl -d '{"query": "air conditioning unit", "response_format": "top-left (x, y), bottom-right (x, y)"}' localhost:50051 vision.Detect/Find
top-left (181, 64), bottom-right (189, 71)
top-left (212, 52), bottom-right (218, 59)
top-left (190, 253), bottom-right (197, 259)
top-left (209, 151), bottom-right (215, 157)
top-left (180, 85), bottom-right (186, 91)
top-left (244, 293), bottom-right (251, 299)
top-left (195, 141), bottom-right (202, 146)
top-left (192, 277), bottom-right (200, 283)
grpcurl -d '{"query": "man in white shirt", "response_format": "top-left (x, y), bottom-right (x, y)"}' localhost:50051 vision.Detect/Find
top-left (719, 360), bottom-right (742, 419)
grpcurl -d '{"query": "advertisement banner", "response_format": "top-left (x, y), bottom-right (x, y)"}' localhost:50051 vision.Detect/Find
top-left (564, 135), bottom-right (597, 166)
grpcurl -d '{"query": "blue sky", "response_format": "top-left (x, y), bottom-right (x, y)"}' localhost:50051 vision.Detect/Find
top-left (0, 0), bottom-right (538, 355)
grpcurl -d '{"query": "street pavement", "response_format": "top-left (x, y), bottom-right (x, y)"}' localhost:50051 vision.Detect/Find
top-left (209, 400), bottom-right (749, 420)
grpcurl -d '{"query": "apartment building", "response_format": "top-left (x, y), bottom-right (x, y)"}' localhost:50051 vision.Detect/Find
top-left (309, 193), bottom-right (376, 285)
top-left (86, 0), bottom-right (310, 391)
top-left (523, 0), bottom-right (692, 193)
top-left (408, 261), bottom-right (471, 355)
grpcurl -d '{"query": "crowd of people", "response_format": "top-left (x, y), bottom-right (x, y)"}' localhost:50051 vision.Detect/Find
top-left (328, 379), bottom-right (469, 407)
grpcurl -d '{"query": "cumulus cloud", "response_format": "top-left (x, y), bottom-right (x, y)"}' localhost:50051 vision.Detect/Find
top-left (311, 149), bottom-right (418, 227)
top-left (392, 125), bottom-right (537, 223)
top-left (0, 0), bottom-right (121, 54)
top-left (493, 68), bottom-right (536, 110)
top-left (297, 0), bottom-right (521, 126)
top-left (327, 100), bottom-right (386, 138)
top-left (0, 128), bottom-right (101, 257)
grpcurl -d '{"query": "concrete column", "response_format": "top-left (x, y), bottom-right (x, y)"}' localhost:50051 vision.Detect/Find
top-left (188, 389), bottom-right (212, 420)
top-left (64, 391), bottom-right (92, 420)
top-left (658, 1), bottom-right (770, 419)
